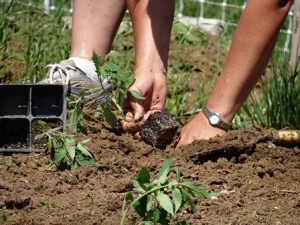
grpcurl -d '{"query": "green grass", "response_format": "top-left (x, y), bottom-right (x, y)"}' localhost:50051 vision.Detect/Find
top-left (242, 53), bottom-right (300, 130)
top-left (0, 1), bottom-right (71, 83)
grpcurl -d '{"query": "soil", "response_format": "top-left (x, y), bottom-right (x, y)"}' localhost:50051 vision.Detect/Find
top-left (0, 123), bottom-right (299, 225)
top-left (1, 28), bottom-right (299, 225)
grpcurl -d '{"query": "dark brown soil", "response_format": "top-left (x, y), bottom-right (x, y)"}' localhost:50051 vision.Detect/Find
top-left (0, 124), bottom-right (299, 225)
top-left (1, 26), bottom-right (299, 225)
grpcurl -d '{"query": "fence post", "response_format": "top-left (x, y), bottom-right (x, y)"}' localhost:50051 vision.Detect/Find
top-left (290, 1), bottom-right (300, 71)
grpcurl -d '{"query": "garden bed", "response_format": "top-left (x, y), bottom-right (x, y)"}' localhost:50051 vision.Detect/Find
top-left (0, 125), bottom-right (299, 225)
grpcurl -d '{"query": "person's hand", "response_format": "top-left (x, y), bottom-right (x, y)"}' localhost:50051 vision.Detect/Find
top-left (121, 72), bottom-right (167, 135)
top-left (176, 112), bottom-right (227, 148)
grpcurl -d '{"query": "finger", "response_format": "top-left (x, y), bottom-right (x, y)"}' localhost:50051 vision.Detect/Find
top-left (126, 85), bottom-right (146, 121)
top-left (131, 101), bottom-right (144, 121)
top-left (121, 119), bottom-right (142, 133)
top-left (133, 131), bottom-right (141, 140)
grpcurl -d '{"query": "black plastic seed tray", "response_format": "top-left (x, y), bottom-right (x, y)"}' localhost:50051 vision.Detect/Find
top-left (0, 84), bottom-right (67, 153)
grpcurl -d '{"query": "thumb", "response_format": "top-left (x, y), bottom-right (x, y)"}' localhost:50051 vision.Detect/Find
top-left (128, 84), bottom-right (145, 121)
top-left (130, 101), bottom-right (144, 121)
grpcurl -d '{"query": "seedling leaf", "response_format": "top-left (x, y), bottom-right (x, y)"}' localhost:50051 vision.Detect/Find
top-left (53, 149), bottom-right (66, 165)
top-left (181, 189), bottom-right (195, 212)
top-left (102, 105), bottom-right (118, 128)
top-left (129, 89), bottom-right (145, 100)
top-left (172, 188), bottom-right (182, 212)
top-left (157, 191), bottom-right (174, 215)
top-left (156, 158), bottom-right (172, 184)
top-left (183, 181), bottom-right (210, 199)
top-left (137, 167), bottom-right (150, 184)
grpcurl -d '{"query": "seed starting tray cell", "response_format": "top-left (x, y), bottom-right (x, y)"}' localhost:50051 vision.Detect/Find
top-left (0, 84), bottom-right (67, 153)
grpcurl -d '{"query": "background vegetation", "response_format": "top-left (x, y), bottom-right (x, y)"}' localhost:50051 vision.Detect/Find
top-left (1, 0), bottom-right (299, 130)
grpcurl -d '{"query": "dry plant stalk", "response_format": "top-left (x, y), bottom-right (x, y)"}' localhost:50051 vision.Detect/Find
top-left (274, 130), bottom-right (300, 143)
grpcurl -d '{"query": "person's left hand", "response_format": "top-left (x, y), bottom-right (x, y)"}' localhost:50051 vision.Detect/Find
top-left (176, 111), bottom-right (227, 148)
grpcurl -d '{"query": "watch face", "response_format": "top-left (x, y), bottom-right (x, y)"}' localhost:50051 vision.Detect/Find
top-left (209, 115), bottom-right (220, 125)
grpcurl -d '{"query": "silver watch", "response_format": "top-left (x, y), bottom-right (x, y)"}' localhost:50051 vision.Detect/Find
top-left (202, 105), bottom-right (231, 131)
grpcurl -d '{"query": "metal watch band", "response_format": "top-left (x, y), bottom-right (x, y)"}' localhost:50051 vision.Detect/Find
top-left (202, 105), bottom-right (231, 131)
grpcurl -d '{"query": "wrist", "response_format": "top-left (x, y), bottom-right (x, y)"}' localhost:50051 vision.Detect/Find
top-left (202, 105), bottom-right (231, 131)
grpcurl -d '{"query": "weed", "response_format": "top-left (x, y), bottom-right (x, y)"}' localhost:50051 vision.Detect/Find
top-left (37, 201), bottom-right (52, 212)
top-left (0, 207), bottom-right (7, 222)
top-left (6, 160), bottom-right (16, 169)
top-left (120, 159), bottom-right (214, 225)
top-left (243, 54), bottom-right (300, 129)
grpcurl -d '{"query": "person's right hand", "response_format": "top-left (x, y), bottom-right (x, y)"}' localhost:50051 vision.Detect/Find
top-left (121, 71), bottom-right (167, 135)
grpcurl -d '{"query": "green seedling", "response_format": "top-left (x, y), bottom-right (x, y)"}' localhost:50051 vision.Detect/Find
top-left (93, 53), bottom-right (133, 128)
top-left (37, 201), bottom-right (52, 212)
top-left (36, 94), bottom-right (96, 171)
top-left (67, 94), bottom-right (87, 135)
top-left (0, 207), bottom-right (7, 221)
top-left (120, 159), bottom-right (214, 225)
top-left (6, 160), bottom-right (16, 169)
top-left (48, 131), bottom-right (96, 171)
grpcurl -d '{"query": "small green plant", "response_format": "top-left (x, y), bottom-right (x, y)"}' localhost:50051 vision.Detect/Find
top-left (37, 201), bottom-right (52, 212)
top-left (37, 94), bottom-right (96, 171)
top-left (0, 207), bottom-right (7, 222)
top-left (6, 160), bottom-right (16, 169)
top-left (67, 95), bottom-right (87, 134)
top-left (48, 131), bottom-right (96, 171)
top-left (120, 159), bottom-right (213, 225)
top-left (93, 53), bottom-right (145, 128)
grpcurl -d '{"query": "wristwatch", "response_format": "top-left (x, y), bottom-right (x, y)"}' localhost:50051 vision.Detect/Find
top-left (202, 105), bottom-right (231, 131)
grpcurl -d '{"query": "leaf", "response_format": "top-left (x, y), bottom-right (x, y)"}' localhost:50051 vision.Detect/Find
top-left (37, 120), bottom-right (49, 131)
top-left (65, 138), bottom-right (75, 161)
top-left (68, 108), bottom-right (78, 133)
top-left (125, 192), bottom-right (134, 202)
top-left (157, 191), bottom-right (174, 215)
top-left (146, 195), bottom-right (153, 212)
top-left (80, 138), bottom-right (91, 145)
top-left (52, 149), bottom-right (66, 165)
top-left (133, 196), bottom-right (147, 217)
top-left (172, 188), bottom-right (182, 212)
top-left (173, 22), bottom-right (189, 35)
top-left (133, 180), bottom-right (146, 193)
top-left (156, 159), bottom-right (172, 184)
top-left (182, 181), bottom-right (210, 199)
top-left (152, 208), bottom-right (161, 222)
top-left (77, 143), bottom-right (94, 159)
top-left (102, 105), bottom-right (118, 128)
top-left (137, 167), bottom-right (150, 184)
top-left (143, 221), bottom-right (155, 225)
top-left (181, 189), bottom-right (196, 212)
top-left (129, 90), bottom-right (145, 100)
top-left (175, 168), bottom-right (181, 182)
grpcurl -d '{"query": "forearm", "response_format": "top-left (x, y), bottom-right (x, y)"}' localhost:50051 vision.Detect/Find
top-left (127, 0), bottom-right (175, 79)
top-left (207, 0), bottom-right (293, 122)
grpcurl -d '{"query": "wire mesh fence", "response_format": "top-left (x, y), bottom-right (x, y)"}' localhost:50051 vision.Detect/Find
top-left (1, 0), bottom-right (295, 52)
top-left (178, 0), bottom-right (293, 52)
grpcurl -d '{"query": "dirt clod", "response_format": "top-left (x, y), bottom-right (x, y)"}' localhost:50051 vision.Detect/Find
top-left (140, 110), bottom-right (179, 148)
